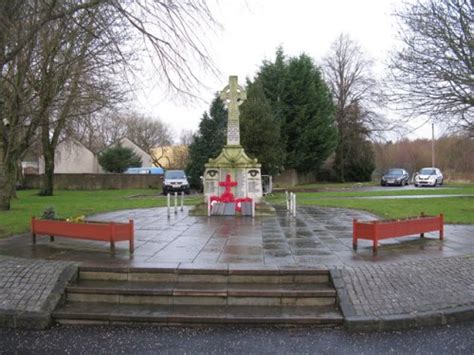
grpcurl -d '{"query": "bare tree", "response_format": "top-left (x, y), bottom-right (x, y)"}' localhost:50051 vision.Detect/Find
top-left (149, 128), bottom-right (194, 170)
top-left (389, 0), bottom-right (473, 131)
top-left (72, 111), bottom-right (172, 153)
top-left (1, 1), bottom-right (106, 201)
top-left (179, 129), bottom-right (195, 146)
top-left (374, 135), bottom-right (474, 180)
top-left (123, 114), bottom-right (173, 152)
top-left (323, 34), bottom-right (388, 181)
top-left (36, 10), bottom-right (124, 196)
top-left (1, 1), bottom-right (45, 208)
top-left (70, 110), bottom-right (127, 154)
top-left (323, 34), bottom-right (388, 134)
top-left (0, 0), bottom-right (218, 210)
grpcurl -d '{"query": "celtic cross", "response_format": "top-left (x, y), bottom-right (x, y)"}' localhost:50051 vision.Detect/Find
top-left (220, 76), bottom-right (246, 145)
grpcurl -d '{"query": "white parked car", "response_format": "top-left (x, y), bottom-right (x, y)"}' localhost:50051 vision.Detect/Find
top-left (414, 167), bottom-right (444, 187)
top-left (162, 170), bottom-right (190, 195)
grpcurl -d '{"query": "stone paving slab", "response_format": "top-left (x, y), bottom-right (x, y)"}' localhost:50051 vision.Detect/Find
top-left (0, 256), bottom-right (77, 328)
top-left (0, 205), bottom-right (473, 330)
top-left (331, 255), bottom-right (474, 331)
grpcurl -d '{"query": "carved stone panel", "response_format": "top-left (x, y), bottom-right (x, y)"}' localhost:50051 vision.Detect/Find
top-left (247, 168), bottom-right (262, 197)
top-left (227, 121), bottom-right (240, 146)
top-left (204, 168), bottom-right (220, 198)
top-left (234, 168), bottom-right (246, 199)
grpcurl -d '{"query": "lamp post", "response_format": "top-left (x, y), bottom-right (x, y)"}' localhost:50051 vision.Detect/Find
top-left (431, 120), bottom-right (435, 167)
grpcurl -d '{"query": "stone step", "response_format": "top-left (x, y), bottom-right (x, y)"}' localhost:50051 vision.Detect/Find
top-left (66, 280), bottom-right (337, 306)
top-left (53, 302), bottom-right (343, 326)
top-left (78, 266), bottom-right (330, 284)
top-left (57, 266), bottom-right (343, 326)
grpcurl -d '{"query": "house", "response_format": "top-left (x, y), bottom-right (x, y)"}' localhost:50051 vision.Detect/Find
top-left (151, 145), bottom-right (189, 169)
top-left (120, 137), bottom-right (153, 167)
top-left (34, 137), bottom-right (152, 174)
top-left (38, 139), bottom-right (103, 174)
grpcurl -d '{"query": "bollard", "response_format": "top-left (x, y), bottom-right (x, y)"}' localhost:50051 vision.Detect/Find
top-left (288, 192), bottom-right (293, 215)
top-left (292, 193), bottom-right (296, 217)
top-left (174, 192), bottom-right (178, 214)
top-left (207, 195), bottom-right (211, 217)
top-left (251, 199), bottom-right (255, 218)
top-left (180, 191), bottom-right (184, 211)
top-left (167, 193), bottom-right (171, 218)
top-left (288, 192), bottom-right (296, 217)
top-left (285, 190), bottom-right (289, 211)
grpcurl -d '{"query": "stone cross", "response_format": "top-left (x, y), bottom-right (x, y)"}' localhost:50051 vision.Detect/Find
top-left (220, 75), bottom-right (246, 146)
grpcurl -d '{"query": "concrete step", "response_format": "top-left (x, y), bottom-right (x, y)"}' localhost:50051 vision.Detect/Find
top-left (65, 280), bottom-right (337, 306)
top-left (55, 266), bottom-right (342, 326)
top-left (78, 266), bottom-right (330, 284)
top-left (53, 302), bottom-right (343, 326)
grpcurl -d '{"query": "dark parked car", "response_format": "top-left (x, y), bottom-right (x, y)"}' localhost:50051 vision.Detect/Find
top-left (380, 168), bottom-right (410, 186)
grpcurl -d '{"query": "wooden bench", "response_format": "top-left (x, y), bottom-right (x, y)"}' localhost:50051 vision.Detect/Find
top-left (353, 213), bottom-right (443, 253)
top-left (31, 217), bottom-right (134, 253)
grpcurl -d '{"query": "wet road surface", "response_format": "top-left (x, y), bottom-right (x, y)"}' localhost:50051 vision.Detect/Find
top-left (1, 322), bottom-right (472, 354)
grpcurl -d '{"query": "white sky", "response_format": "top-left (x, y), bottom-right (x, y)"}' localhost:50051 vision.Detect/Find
top-left (133, 0), bottom-right (437, 143)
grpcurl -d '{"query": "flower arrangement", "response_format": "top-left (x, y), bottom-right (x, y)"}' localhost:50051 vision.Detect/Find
top-left (40, 207), bottom-right (84, 223)
top-left (66, 215), bottom-right (85, 223)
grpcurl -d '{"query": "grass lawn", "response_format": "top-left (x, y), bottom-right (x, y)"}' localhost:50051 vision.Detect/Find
top-left (1, 184), bottom-right (473, 239)
top-left (267, 184), bottom-right (474, 224)
top-left (289, 181), bottom-right (376, 190)
top-left (0, 189), bottom-right (201, 238)
top-left (303, 186), bottom-right (474, 199)
top-left (285, 183), bottom-right (474, 197)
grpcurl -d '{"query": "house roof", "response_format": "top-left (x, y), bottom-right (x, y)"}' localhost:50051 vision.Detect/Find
top-left (120, 137), bottom-right (149, 156)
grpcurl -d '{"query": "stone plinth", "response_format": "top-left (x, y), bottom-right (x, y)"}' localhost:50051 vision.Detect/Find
top-left (203, 145), bottom-right (262, 203)
top-left (189, 201), bottom-right (276, 217)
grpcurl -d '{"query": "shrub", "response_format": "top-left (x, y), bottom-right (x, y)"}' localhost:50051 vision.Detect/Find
top-left (99, 146), bottom-right (142, 173)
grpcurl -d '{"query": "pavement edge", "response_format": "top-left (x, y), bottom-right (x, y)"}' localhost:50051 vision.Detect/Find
top-left (330, 268), bottom-right (474, 332)
top-left (0, 263), bottom-right (78, 330)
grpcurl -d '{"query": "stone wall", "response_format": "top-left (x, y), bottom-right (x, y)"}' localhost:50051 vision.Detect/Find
top-left (23, 174), bottom-right (162, 190)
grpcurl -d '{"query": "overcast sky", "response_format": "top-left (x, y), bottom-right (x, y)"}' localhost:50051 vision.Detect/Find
top-left (133, 0), bottom-right (437, 142)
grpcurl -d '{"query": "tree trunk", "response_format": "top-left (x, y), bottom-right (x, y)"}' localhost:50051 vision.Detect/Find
top-left (9, 162), bottom-right (18, 199)
top-left (338, 143), bottom-right (345, 183)
top-left (0, 164), bottom-right (12, 210)
top-left (0, 150), bottom-right (16, 210)
top-left (40, 148), bottom-right (55, 196)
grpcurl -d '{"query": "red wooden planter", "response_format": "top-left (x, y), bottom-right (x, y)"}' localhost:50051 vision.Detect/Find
top-left (31, 217), bottom-right (134, 253)
top-left (353, 213), bottom-right (443, 253)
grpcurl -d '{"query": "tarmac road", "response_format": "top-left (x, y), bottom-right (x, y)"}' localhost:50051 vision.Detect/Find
top-left (284, 183), bottom-right (461, 194)
top-left (339, 183), bottom-right (461, 192)
top-left (1, 322), bottom-right (472, 354)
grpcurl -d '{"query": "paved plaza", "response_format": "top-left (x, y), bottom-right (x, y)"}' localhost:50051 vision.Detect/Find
top-left (1, 206), bottom-right (472, 266)
top-left (0, 205), bottom-right (472, 330)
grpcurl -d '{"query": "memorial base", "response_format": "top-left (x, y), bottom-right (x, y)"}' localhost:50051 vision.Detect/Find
top-left (211, 202), bottom-right (237, 216)
top-left (203, 145), bottom-right (263, 203)
top-left (189, 201), bottom-right (276, 217)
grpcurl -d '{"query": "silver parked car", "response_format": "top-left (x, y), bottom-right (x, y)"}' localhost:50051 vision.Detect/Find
top-left (414, 167), bottom-right (444, 187)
